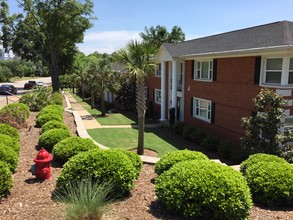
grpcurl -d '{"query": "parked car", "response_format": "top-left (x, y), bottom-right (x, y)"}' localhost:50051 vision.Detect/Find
top-left (0, 84), bottom-right (17, 95)
top-left (24, 81), bottom-right (37, 89)
top-left (36, 81), bottom-right (44, 86)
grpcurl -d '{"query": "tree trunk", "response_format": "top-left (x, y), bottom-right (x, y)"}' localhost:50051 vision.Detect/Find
top-left (137, 115), bottom-right (145, 155)
top-left (50, 48), bottom-right (60, 92)
top-left (91, 91), bottom-right (95, 109)
top-left (82, 81), bottom-right (85, 102)
top-left (101, 92), bottom-right (106, 117)
top-left (136, 76), bottom-right (146, 155)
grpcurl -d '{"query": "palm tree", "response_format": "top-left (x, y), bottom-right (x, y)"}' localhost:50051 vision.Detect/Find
top-left (116, 40), bottom-right (158, 155)
top-left (73, 52), bottom-right (88, 102)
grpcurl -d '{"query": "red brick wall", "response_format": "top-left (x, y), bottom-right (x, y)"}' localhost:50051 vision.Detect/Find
top-left (184, 57), bottom-right (261, 146)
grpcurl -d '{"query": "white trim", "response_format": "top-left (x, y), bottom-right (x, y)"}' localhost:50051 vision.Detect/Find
top-left (193, 59), bottom-right (213, 82)
top-left (155, 63), bottom-right (161, 77)
top-left (160, 62), bottom-right (166, 120)
top-left (192, 97), bottom-right (212, 123)
top-left (154, 89), bottom-right (161, 105)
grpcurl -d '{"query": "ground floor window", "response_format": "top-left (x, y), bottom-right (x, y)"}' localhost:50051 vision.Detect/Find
top-left (193, 97), bottom-right (211, 122)
top-left (154, 89), bottom-right (161, 104)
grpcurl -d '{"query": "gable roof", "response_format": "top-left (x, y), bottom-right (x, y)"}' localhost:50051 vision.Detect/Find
top-left (163, 21), bottom-right (293, 58)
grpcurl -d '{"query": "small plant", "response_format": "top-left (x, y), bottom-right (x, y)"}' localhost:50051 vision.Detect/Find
top-left (41, 120), bottom-right (69, 134)
top-left (181, 124), bottom-right (193, 140)
top-left (50, 92), bottom-right (63, 106)
top-left (171, 122), bottom-right (185, 135)
top-left (55, 177), bottom-right (115, 220)
top-left (0, 134), bottom-right (20, 154)
top-left (0, 103), bottom-right (30, 123)
top-left (0, 123), bottom-right (20, 141)
top-left (0, 143), bottom-right (19, 173)
top-left (52, 137), bottom-right (99, 164)
top-left (189, 127), bottom-right (207, 144)
top-left (0, 161), bottom-right (12, 197)
top-left (155, 149), bottom-right (209, 175)
top-left (244, 161), bottom-right (293, 207)
top-left (200, 134), bottom-right (218, 151)
top-left (216, 140), bottom-right (232, 159)
top-left (36, 113), bottom-right (63, 127)
top-left (155, 160), bottom-right (252, 219)
top-left (38, 128), bottom-right (72, 152)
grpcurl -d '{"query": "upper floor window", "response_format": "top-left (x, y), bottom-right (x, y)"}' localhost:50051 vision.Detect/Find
top-left (195, 60), bottom-right (213, 81)
top-left (154, 89), bottom-right (161, 104)
top-left (193, 97), bottom-right (211, 123)
top-left (155, 63), bottom-right (161, 77)
top-left (263, 57), bottom-right (293, 86)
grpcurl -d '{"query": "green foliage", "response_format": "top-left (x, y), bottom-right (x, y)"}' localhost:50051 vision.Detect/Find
top-left (110, 149), bottom-right (142, 179)
top-left (200, 134), bottom-right (218, 151)
top-left (154, 149), bottom-right (209, 175)
top-left (41, 120), bottom-right (69, 134)
top-left (181, 124), bottom-right (193, 140)
top-left (0, 123), bottom-right (20, 141)
top-left (240, 153), bottom-right (287, 176)
top-left (55, 177), bottom-right (115, 220)
top-left (0, 143), bottom-right (19, 173)
top-left (280, 144), bottom-right (293, 163)
top-left (50, 92), bottom-right (63, 105)
top-left (171, 122), bottom-right (185, 135)
top-left (56, 149), bottom-right (137, 195)
top-left (189, 127), bottom-right (207, 143)
top-left (20, 86), bottom-right (52, 111)
top-left (217, 141), bottom-right (232, 159)
top-left (0, 103), bottom-right (30, 123)
top-left (241, 88), bottom-right (292, 154)
top-left (155, 160), bottom-right (252, 219)
top-left (244, 161), bottom-right (293, 207)
top-left (52, 137), bottom-right (98, 164)
top-left (0, 161), bottom-right (12, 197)
top-left (37, 104), bottom-right (63, 119)
top-left (0, 64), bottom-right (13, 82)
top-left (36, 113), bottom-right (63, 127)
top-left (0, 134), bottom-right (20, 154)
top-left (38, 128), bottom-right (72, 152)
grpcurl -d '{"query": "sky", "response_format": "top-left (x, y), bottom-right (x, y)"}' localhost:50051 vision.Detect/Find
top-left (4, 0), bottom-right (293, 55)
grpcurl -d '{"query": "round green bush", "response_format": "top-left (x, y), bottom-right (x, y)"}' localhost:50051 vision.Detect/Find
top-left (36, 113), bottom-right (63, 127)
top-left (38, 128), bottom-right (72, 152)
top-left (155, 160), bottom-right (252, 219)
top-left (0, 134), bottom-right (20, 154)
top-left (56, 149), bottom-right (137, 195)
top-left (0, 143), bottom-right (19, 173)
top-left (52, 137), bottom-right (98, 164)
top-left (110, 149), bottom-right (142, 178)
top-left (245, 161), bottom-right (293, 207)
top-left (42, 120), bottom-right (69, 134)
top-left (50, 92), bottom-right (63, 105)
top-left (36, 104), bottom-right (63, 119)
top-left (0, 123), bottom-right (20, 141)
top-left (155, 149), bottom-right (209, 175)
top-left (0, 103), bottom-right (30, 123)
top-left (240, 153), bottom-right (288, 176)
top-left (0, 161), bottom-right (12, 197)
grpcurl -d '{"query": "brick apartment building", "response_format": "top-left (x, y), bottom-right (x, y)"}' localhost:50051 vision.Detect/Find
top-left (145, 21), bottom-right (293, 146)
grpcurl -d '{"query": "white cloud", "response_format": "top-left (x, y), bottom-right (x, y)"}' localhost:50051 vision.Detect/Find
top-left (77, 30), bottom-right (141, 55)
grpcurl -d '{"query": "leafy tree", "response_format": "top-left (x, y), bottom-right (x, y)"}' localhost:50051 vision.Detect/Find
top-left (241, 89), bottom-right (292, 155)
top-left (116, 41), bottom-right (158, 155)
top-left (0, 0), bottom-right (94, 92)
top-left (139, 25), bottom-right (185, 47)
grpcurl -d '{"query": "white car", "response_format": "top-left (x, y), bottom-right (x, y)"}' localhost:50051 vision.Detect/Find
top-left (36, 81), bottom-right (44, 86)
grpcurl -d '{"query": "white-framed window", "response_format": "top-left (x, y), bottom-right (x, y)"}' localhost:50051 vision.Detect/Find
top-left (262, 57), bottom-right (293, 86)
top-left (155, 63), bottom-right (161, 77)
top-left (154, 89), bottom-right (161, 104)
top-left (193, 97), bottom-right (211, 122)
top-left (194, 60), bottom-right (213, 81)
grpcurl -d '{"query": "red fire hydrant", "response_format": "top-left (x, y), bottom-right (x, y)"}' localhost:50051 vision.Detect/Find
top-left (29, 148), bottom-right (53, 180)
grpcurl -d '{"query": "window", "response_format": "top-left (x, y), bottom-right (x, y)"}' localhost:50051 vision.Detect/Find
top-left (155, 63), bottom-right (161, 77)
top-left (263, 57), bottom-right (293, 86)
top-left (195, 60), bottom-right (213, 81)
top-left (193, 97), bottom-right (211, 122)
top-left (154, 89), bottom-right (161, 104)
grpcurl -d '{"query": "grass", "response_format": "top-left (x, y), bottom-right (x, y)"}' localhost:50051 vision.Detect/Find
top-left (87, 127), bottom-right (185, 157)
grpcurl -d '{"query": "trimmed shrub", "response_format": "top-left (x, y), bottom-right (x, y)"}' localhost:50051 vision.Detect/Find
top-left (42, 120), bottom-right (69, 134)
top-left (171, 122), bottom-right (184, 135)
top-left (52, 137), bottom-right (98, 164)
top-left (50, 92), bottom-right (63, 105)
top-left (36, 104), bottom-right (63, 119)
top-left (38, 128), bottom-right (72, 152)
top-left (36, 113), bottom-right (63, 127)
top-left (0, 134), bottom-right (20, 154)
top-left (245, 161), bottom-right (293, 207)
top-left (110, 149), bottom-right (142, 178)
top-left (0, 161), bottom-right (12, 197)
top-left (0, 143), bottom-right (19, 173)
top-left (155, 160), bottom-right (252, 219)
top-left (217, 141), bottom-right (232, 159)
top-left (240, 153), bottom-right (287, 176)
top-left (0, 123), bottom-right (20, 141)
top-left (0, 103), bottom-right (30, 123)
top-left (200, 134), bottom-right (218, 151)
top-left (190, 127), bottom-right (207, 143)
top-left (56, 149), bottom-right (137, 195)
top-left (155, 149), bottom-right (209, 175)
top-left (181, 125), bottom-right (193, 140)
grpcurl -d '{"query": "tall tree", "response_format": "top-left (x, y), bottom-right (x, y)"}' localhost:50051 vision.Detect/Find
top-left (139, 25), bottom-right (185, 47)
top-left (116, 41), bottom-right (158, 155)
top-left (0, 0), bottom-right (94, 92)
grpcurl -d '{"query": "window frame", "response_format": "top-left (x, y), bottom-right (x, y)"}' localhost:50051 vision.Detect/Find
top-left (194, 59), bottom-right (213, 81)
top-left (193, 97), bottom-right (212, 123)
top-left (154, 89), bottom-right (161, 104)
top-left (155, 63), bottom-right (161, 77)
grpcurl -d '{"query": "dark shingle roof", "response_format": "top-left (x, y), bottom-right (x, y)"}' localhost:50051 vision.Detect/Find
top-left (163, 21), bottom-right (293, 58)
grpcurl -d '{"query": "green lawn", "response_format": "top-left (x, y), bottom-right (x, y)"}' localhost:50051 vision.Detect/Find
top-left (87, 127), bottom-right (185, 157)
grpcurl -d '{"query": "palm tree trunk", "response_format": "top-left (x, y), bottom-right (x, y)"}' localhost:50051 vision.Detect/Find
top-left (101, 92), bottom-right (106, 117)
top-left (91, 91), bottom-right (95, 109)
top-left (136, 76), bottom-right (146, 155)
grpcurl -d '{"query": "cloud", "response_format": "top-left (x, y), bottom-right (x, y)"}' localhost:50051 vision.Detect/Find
top-left (77, 30), bottom-right (141, 55)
